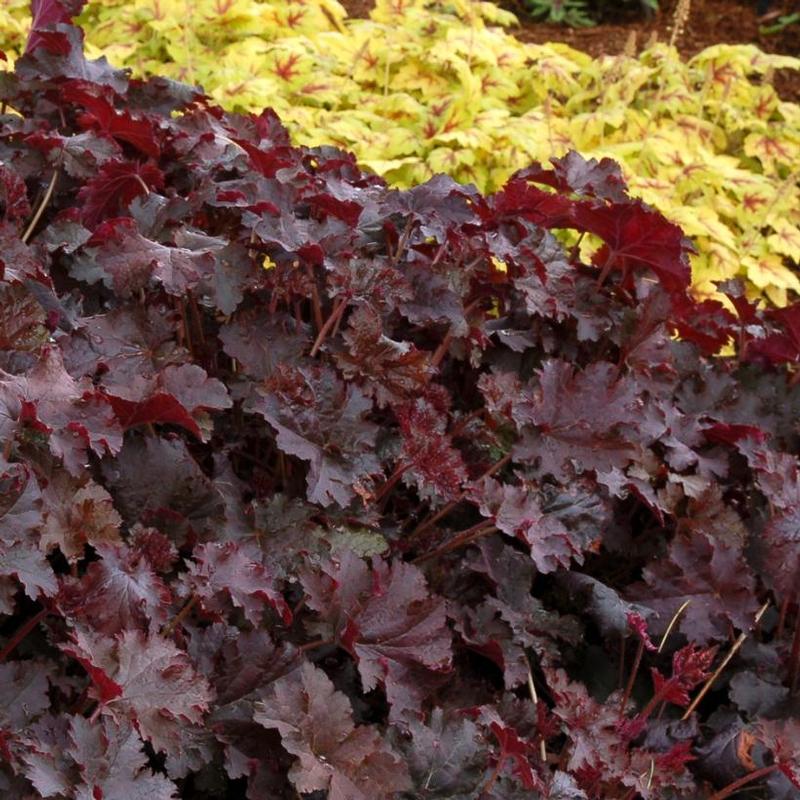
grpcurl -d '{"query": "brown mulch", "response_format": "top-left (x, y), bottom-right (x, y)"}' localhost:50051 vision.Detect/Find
top-left (340, 0), bottom-right (375, 17)
top-left (338, 0), bottom-right (800, 102)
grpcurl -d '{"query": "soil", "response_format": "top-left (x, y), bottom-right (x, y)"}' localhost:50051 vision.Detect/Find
top-left (338, 0), bottom-right (800, 102)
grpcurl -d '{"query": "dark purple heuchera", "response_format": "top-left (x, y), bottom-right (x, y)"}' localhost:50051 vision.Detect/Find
top-left (1, 2), bottom-right (800, 798)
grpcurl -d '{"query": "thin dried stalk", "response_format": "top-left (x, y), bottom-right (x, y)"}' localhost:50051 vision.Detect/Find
top-left (669, 0), bottom-right (691, 48)
top-left (22, 170), bottom-right (59, 243)
top-left (526, 656), bottom-right (548, 763)
top-left (658, 599), bottom-right (691, 653)
top-left (681, 601), bottom-right (769, 720)
top-left (623, 30), bottom-right (638, 58)
top-left (162, 595), bottom-right (198, 637)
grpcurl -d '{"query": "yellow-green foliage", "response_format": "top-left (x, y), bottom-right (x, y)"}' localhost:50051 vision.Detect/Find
top-left (1, 0), bottom-right (799, 305)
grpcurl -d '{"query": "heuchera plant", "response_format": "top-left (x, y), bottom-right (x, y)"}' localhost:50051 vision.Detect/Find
top-left (1, 2), bottom-right (800, 798)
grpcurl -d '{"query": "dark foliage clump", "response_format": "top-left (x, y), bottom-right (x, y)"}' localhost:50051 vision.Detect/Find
top-left (1, 2), bottom-right (800, 798)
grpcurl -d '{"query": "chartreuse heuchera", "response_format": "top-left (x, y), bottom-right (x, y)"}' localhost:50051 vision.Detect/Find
top-left (3, 0), bottom-right (800, 797)
top-left (0, 0), bottom-right (798, 306)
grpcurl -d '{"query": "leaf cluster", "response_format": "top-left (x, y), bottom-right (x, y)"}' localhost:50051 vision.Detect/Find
top-left (1, 3), bottom-right (800, 799)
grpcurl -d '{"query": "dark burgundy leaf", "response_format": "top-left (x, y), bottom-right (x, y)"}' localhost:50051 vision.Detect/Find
top-left (70, 219), bottom-right (209, 296)
top-left (67, 716), bottom-right (177, 799)
top-left (492, 178), bottom-right (575, 228)
top-left (40, 472), bottom-right (122, 560)
top-left (17, 713), bottom-right (75, 796)
top-left (573, 201), bottom-right (692, 291)
top-left (335, 305), bottom-right (432, 407)
top-left (729, 671), bottom-right (789, 718)
top-left (559, 572), bottom-right (653, 638)
top-left (101, 436), bottom-right (223, 534)
top-left (0, 660), bottom-right (56, 732)
top-left (760, 506), bottom-right (800, 599)
top-left (104, 363), bottom-right (231, 440)
top-left (59, 304), bottom-right (183, 387)
top-left (397, 709), bottom-right (487, 796)
top-left (182, 541), bottom-right (290, 625)
top-left (62, 83), bottom-right (161, 158)
top-left (219, 309), bottom-right (310, 381)
top-left (25, 0), bottom-right (86, 54)
top-left (246, 365), bottom-right (381, 507)
top-left (0, 223), bottom-right (46, 283)
top-left (58, 541), bottom-right (171, 633)
top-left (76, 161), bottom-right (164, 228)
top-left (0, 164), bottom-right (32, 224)
top-left (0, 346), bottom-right (122, 472)
top-left (512, 360), bottom-right (645, 483)
top-left (301, 551), bottom-right (452, 718)
top-left (0, 284), bottom-right (48, 356)
top-left (757, 720), bottom-right (800, 788)
top-left (648, 644), bottom-right (717, 709)
top-left (253, 661), bottom-right (410, 798)
top-left (61, 627), bottom-right (213, 753)
top-left (488, 720), bottom-right (543, 791)
top-left (632, 532), bottom-right (759, 645)
top-left (473, 477), bottom-right (609, 573)
top-left (0, 460), bottom-right (57, 604)
top-left (395, 395), bottom-right (467, 502)
top-left (515, 151), bottom-right (629, 203)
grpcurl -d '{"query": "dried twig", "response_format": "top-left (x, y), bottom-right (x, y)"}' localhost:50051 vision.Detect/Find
top-left (681, 601), bottom-right (769, 720)
top-left (658, 599), bottom-right (692, 653)
top-left (669, 0), bottom-right (691, 48)
top-left (22, 169), bottom-right (59, 243)
top-left (526, 656), bottom-right (548, 763)
top-left (162, 595), bottom-right (198, 637)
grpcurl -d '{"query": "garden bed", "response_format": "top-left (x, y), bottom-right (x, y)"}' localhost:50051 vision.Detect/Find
top-left (343, 0), bottom-right (800, 100)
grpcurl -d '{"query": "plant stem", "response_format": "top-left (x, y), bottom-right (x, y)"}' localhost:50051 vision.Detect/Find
top-left (707, 764), bottom-right (779, 800)
top-left (0, 607), bottom-right (49, 662)
top-left (310, 296), bottom-right (348, 357)
top-left (478, 758), bottom-right (503, 798)
top-left (407, 452), bottom-right (511, 543)
top-left (388, 217), bottom-right (414, 267)
top-left (162, 595), bottom-right (198, 637)
top-left (634, 682), bottom-right (671, 727)
top-left (682, 601), bottom-right (769, 719)
top-left (788, 603), bottom-right (800, 693)
top-left (448, 408), bottom-right (483, 440)
top-left (658, 599), bottom-right (691, 653)
top-left (22, 169), bottom-right (59, 243)
top-left (620, 638), bottom-right (645, 716)
top-left (187, 291), bottom-right (206, 348)
top-left (430, 330), bottom-right (454, 369)
top-left (526, 655), bottom-right (547, 763)
top-left (132, 173), bottom-right (152, 197)
top-left (178, 299), bottom-right (193, 357)
top-left (309, 272), bottom-right (324, 333)
top-left (429, 299), bottom-right (482, 371)
top-left (297, 636), bottom-right (335, 654)
top-left (374, 462), bottom-right (410, 506)
top-left (412, 521), bottom-right (498, 565)
top-left (777, 593), bottom-right (793, 639)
